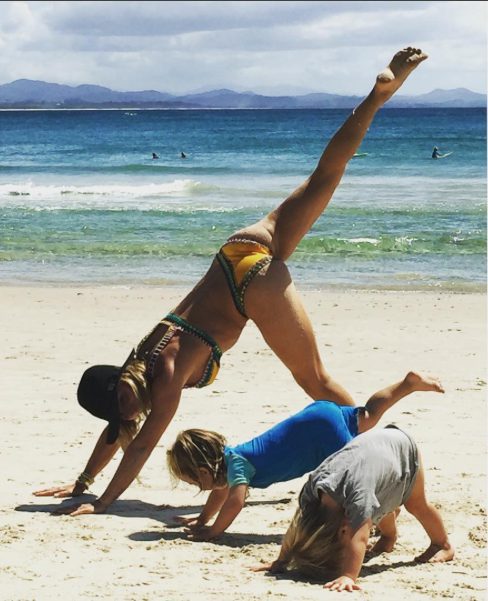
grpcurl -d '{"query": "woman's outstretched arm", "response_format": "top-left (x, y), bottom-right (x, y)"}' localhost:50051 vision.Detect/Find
top-left (33, 426), bottom-right (120, 498)
top-left (55, 387), bottom-right (181, 516)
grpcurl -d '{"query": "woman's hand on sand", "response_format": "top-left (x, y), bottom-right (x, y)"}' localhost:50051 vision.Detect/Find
top-left (33, 482), bottom-right (87, 498)
top-left (324, 576), bottom-right (361, 592)
top-left (53, 500), bottom-right (107, 516)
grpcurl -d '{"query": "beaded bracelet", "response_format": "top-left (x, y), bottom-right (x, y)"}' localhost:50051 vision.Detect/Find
top-left (76, 471), bottom-right (95, 487)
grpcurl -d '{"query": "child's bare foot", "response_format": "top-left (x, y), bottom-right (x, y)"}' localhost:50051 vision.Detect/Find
top-left (415, 542), bottom-right (455, 563)
top-left (405, 371), bottom-right (445, 394)
top-left (374, 47), bottom-right (428, 100)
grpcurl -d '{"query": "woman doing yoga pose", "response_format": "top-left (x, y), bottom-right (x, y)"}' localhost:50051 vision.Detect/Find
top-left (34, 48), bottom-right (428, 517)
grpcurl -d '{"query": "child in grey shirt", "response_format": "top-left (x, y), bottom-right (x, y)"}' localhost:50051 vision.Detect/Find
top-left (256, 426), bottom-right (454, 592)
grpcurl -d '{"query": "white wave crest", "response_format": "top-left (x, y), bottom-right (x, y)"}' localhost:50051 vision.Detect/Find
top-left (0, 179), bottom-right (214, 209)
top-left (338, 237), bottom-right (380, 245)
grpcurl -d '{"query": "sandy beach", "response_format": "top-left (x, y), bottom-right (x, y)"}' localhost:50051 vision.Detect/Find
top-left (1, 284), bottom-right (486, 601)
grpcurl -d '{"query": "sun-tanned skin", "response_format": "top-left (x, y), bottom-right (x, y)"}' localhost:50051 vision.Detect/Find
top-left (358, 371), bottom-right (443, 433)
top-left (34, 48), bottom-right (429, 517)
top-left (173, 371), bottom-right (443, 542)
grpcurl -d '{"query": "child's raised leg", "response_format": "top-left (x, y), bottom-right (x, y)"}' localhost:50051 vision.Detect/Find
top-left (358, 371), bottom-right (444, 433)
top-left (404, 457), bottom-right (454, 563)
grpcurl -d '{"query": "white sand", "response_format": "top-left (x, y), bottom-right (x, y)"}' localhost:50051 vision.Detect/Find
top-left (1, 285), bottom-right (486, 600)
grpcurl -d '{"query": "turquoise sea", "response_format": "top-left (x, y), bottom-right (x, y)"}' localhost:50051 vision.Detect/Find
top-left (0, 108), bottom-right (485, 290)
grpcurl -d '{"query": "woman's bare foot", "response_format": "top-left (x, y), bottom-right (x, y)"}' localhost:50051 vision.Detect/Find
top-left (415, 542), bottom-right (455, 563)
top-left (405, 371), bottom-right (445, 394)
top-left (374, 47), bottom-right (428, 100)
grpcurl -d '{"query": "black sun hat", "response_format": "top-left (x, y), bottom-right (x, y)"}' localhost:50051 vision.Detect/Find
top-left (77, 364), bottom-right (122, 444)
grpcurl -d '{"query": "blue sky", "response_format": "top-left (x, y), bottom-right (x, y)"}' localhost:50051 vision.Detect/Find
top-left (0, 1), bottom-right (485, 96)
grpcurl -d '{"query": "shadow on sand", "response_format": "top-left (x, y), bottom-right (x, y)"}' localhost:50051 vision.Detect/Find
top-left (255, 557), bottom-right (420, 587)
top-left (16, 495), bottom-right (291, 548)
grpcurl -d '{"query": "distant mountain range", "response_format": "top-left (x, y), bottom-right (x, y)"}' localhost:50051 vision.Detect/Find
top-left (0, 79), bottom-right (485, 109)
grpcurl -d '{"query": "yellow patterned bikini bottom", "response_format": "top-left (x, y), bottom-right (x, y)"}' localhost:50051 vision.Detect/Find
top-left (216, 238), bottom-right (273, 318)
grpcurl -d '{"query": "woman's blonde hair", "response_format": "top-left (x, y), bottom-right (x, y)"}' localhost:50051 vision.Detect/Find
top-left (281, 500), bottom-right (344, 578)
top-left (117, 359), bottom-right (152, 450)
top-left (167, 429), bottom-right (227, 490)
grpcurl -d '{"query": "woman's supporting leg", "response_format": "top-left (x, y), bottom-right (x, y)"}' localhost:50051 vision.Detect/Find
top-left (358, 371), bottom-right (444, 433)
top-left (404, 457), bottom-right (455, 563)
top-left (235, 47), bottom-right (428, 260)
top-left (245, 49), bottom-right (428, 407)
top-left (246, 260), bottom-right (356, 405)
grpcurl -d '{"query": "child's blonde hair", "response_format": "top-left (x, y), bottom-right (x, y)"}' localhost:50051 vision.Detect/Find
top-left (281, 500), bottom-right (344, 577)
top-left (167, 429), bottom-right (227, 490)
top-left (117, 359), bottom-right (152, 450)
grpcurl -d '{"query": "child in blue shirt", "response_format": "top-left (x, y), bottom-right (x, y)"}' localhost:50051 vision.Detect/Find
top-left (166, 371), bottom-right (443, 540)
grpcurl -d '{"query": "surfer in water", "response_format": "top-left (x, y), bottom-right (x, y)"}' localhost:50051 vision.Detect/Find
top-left (432, 146), bottom-right (452, 159)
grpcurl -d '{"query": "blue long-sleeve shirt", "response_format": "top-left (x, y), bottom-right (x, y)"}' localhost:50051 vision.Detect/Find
top-left (224, 401), bottom-right (359, 489)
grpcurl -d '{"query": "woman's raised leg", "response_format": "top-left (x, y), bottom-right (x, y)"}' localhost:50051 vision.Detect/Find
top-left (235, 47), bottom-right (428, 260)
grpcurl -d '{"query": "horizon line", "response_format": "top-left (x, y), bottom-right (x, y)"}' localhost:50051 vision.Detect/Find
top-left (1, 78), bottom-right (486, 98)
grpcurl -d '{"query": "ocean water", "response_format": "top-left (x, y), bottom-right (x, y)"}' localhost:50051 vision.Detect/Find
top-left (0, 108), bottom-right (485, 291)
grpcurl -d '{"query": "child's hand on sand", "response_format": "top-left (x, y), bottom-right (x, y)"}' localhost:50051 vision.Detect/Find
top-left (175, 515), bottom-right (205, 529)
top-left (324, 575), bottom-right (361, 592)
top-left (185, 525), bottom-right (219, 541)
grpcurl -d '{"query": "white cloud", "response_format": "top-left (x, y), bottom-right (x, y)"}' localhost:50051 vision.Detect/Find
top-left (0, 0), bottom-right (485, 95)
